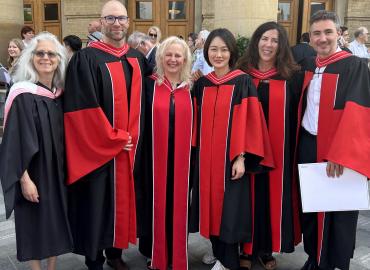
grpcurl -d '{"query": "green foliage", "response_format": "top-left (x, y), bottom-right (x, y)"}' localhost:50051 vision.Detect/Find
top-left (236, 34), bottom-right (250, 58)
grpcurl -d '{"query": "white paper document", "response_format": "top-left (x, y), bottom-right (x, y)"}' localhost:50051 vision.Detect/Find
top-left (298, 162), bottom-right (370, 213)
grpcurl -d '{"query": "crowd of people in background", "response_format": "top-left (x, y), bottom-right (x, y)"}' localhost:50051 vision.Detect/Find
top-left (0, 1), bottom-right (369, 270)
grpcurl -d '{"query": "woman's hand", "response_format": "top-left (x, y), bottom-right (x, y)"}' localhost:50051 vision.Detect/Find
top-left (123, 136), bottom-right (133, 151)
top-left (20, 171), bottom-right (39, 203)
top-left (231, 155), bottom-right (245, 180)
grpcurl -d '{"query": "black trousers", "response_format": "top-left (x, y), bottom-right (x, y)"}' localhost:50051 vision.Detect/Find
top-left (85, 247), bottom-right (122, 270)
top-left (298, 128), bottom-right (319, 262)
top-left (298, 128), bottom-right (358, 270)
top-left (210, 236), bottom-right (239, 270)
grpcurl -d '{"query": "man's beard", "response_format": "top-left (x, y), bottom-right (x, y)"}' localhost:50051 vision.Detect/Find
top-left (103, 28), bottom-right (127, 42)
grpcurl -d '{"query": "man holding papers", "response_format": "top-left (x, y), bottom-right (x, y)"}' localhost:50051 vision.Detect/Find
top-left (297, 10), bottom-right (370, 270)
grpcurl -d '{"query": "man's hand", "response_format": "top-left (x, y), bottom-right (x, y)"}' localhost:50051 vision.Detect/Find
top-left (20, 171), bottom-right (39, 203)
top-left (231, 156), bottom-right (245, 180)
top-left (326, 161), bottom-right (344, 178)
top-left (123, 136), bottom-right (133, 151)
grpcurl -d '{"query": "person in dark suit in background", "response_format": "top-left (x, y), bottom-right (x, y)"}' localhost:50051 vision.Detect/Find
top-left (291, 32), bottom-right (316, 64)
top-left (128, 31), bottom-right (157, 67)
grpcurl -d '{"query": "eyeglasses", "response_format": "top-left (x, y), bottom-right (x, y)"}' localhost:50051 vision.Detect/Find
top-left (102, 15), bottom-right (129, 25)
top-left (33, 50), bottom-right (59, 59)
top-left (149, 33), bottom-right (157, 38)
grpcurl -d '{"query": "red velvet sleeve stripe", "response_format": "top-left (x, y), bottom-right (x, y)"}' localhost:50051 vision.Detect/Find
top-left (64, 107), bottom-right (129, 184)
top-left (268, 79), bottom-right (287, 252)
top-left (325, 101), bottom-right (370, 178)
top-left (229, 96), bottom-right (274, 168)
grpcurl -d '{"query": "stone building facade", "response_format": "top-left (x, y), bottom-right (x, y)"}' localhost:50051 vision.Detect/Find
top-left (0, 0), bottom-right (369, 64)
top-left (0, 0), bottom-right (23, 65)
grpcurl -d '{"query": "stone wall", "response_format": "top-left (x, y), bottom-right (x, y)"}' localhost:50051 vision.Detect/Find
top-left (0, 0), bottom-right (23, 65)
top-left (61, 0), bottom-right (127, 43)
top-left (345, 0), bottom-right (370, 45)
top-left (201, 0), bottom-right (215, 31)
top-left (61, 0), bottom-right (105, 43)
top-left (204, 0), bottom-right (278, 37)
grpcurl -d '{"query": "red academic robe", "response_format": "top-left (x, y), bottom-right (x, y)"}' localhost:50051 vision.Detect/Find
top-left (189, 70), bottom-right (274, 244)
top-left (136, 75), bottom-right (192, 270)
top-left (63, 41), bottom-right (151, 259)
top-left (243, 68), bottom-right (303, 255)
top-left (297, 51), bottom-right (370, 269)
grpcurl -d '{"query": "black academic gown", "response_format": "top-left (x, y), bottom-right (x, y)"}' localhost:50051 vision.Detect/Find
top-left (189, 70), bottom-right (274, 244)
top-left (137, 75), bottom-right (192, 270)
top-left (297, 51), bottom-right (370, 270)
top-left (63, 41), bottom-right (151, 259)
top-left (243, 68), bottom-right (303, 255)
top-left (291, 43), bottom-right (317, 65)
top-left (0, 82), bottom-right (73, 261)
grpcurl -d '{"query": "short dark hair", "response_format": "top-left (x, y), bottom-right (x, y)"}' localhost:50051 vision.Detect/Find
top-left (301, 32), bottom-right (310, 43)
top-left (203, 28), bottom-right (238, 69)
top-left (340, 26), bottom-right (348, 33)
top-left (63, 35), bottom-right (82, 52)
top-left (310, 10), bottom-right (340, 30)
top-left (236, 21), bottom-right (299, 80)
top-left (20, 25), bottom-right (34, 39)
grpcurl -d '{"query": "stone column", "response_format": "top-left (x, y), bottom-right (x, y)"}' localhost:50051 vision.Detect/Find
top-left (212, 0), bottom-right (278, 37)
top-left (0, 0), bottom-right (23, 65)
top-left (201, 0), bottom-right (215, 31)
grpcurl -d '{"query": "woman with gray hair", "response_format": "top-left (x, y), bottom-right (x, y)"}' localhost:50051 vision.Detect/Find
top-left (0, 32), bottom-right (73, 270)
top-left (136, 36), bottom-right (193, 270)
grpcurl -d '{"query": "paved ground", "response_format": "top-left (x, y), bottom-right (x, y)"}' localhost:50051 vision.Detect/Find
top-left (0, 186), bottom-right (370, 270)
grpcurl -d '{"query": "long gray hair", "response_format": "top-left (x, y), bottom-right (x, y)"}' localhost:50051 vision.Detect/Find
top-left (12, 31), bottom-right (68, 89)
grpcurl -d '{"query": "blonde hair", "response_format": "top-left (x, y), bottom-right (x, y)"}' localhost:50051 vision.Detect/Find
top-left (7, 38), bottom-right (25, 69)
top-left (148, 26), bottom-right (162, 43)
top-left (155, 36), bottom-right (192, 86)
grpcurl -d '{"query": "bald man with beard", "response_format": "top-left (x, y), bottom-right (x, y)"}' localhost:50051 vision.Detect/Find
top-left (63, 1), bottom-right (152, 269)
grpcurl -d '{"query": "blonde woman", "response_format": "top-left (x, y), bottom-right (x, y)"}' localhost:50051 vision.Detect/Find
top-left (137, 36), bottom-right (192, 270)
top-left (148, 25), bottom-right (162, 46)
top-left (7, 38), bottom-right (24, 72)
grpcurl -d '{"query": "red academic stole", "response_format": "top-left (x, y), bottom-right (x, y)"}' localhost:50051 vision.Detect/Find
top-left (196, 70), bottom-right (273, 239)
top-left (64, 42), bottom-right (142, 249)
top-left (150, 76), bottom-right (192, 270)
top-left (296, 50), bottom-right (369, 264)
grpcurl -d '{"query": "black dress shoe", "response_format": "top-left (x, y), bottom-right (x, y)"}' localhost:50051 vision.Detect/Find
top-left (301, 259), bottom-right (318, 270)
top-left (87, 266), bottom-right (103, 270)
top-left (106, 258), bottom-right (129, 270)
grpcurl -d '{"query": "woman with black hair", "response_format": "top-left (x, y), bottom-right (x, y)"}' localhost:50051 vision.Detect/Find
top-left (236, 21), bottom-right (303, 270)
top-left (189, 28), bottom-right (273, 270)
